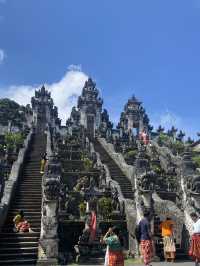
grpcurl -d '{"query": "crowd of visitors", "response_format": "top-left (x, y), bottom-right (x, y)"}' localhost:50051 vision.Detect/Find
top-left (99, 210), bottom-right (200, 266)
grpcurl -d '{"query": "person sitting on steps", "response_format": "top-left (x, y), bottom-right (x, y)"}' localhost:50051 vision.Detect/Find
top-left (13, 210), bottom-right (33, 233)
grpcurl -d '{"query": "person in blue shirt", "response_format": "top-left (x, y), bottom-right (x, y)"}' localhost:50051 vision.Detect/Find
top-left (138, 210), bottom-right (153, 266)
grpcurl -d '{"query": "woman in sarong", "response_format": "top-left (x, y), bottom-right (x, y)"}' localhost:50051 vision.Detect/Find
top-left (138, 211), bottom-right (153, 266)
top-left (103, 226), bottom-right (124, 266)
top-left (189, 212), bottom-right (200, 266)
top-left (160, 217), bottom-right (176, 262)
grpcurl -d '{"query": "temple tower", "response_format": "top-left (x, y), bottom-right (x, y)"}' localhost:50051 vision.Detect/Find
top-left (77, 78), bottom-right (103, 138)
top-left (31, 86), bottom-right (60, 132)
top-left (118, 95), bottom-right (150, 136)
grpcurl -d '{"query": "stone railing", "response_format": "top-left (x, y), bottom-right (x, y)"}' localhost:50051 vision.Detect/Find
top-left (90, 141), bottom-right (124, 203)
top-left (149, 140), bottom-right (181, 168)
top-left (46, 125), bottom-right (53, 157)
top-left (0, 129), bottom-right (33, 230)
top-left (98, 137), bottom-right (135, 186)
top-left (153, 192), bottom-right (184, 245)
top-left (93, 138), bottom-right (140, 255)
top-left (38, 126), bottom-right (60, 265)
top-left (149, 141), bottom-right (194, 252)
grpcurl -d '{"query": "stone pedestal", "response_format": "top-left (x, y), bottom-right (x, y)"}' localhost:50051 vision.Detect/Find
top-left (37, 154), bottom-right (61, 265)
top-left (37, 238), bottom-right (59, 265)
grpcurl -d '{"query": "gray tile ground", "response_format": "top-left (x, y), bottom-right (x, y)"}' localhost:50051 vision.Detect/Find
top-left (77, 262), bottom-right (195, 266)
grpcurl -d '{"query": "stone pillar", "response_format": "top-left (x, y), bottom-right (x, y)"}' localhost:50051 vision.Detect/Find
top-left (37, 154), bottom-right (61, 266)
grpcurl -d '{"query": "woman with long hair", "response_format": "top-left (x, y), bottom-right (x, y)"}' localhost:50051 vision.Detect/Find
top-left (103, 226), bottom-right (124, 266)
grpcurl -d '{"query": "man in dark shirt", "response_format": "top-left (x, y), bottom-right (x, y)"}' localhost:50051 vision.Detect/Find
top-left (138, 210), bottom-right (153, 266)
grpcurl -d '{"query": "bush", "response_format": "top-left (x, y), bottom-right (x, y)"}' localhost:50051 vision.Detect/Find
top-left (171, 141), bottom-right (185, 155)
top-left (158, 133), bottom-right (172, 147)
top-left (82, 157), bottom-right (93, 172)
top-left (124, 150), bottom-right (137, 160)
top-left (79, 202), bottom-right (87, 217)
top-left (192, 155), bottom-right (200, 168)
top-left (98, 197), bottom-right (113, 220)
top-left (5, 132), bottom-right (24, 152)
top-left (151, 164), bottom-right (162, 175)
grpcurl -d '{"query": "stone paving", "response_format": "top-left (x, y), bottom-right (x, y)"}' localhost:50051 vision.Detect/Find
top-left (71, 262), bottom-right (195, 266)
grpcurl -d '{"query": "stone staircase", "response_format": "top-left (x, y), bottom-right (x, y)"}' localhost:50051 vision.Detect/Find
top-left (93, 139), bottom-right (134, 200)
top-left (0, 133), bottom-right (46, 265)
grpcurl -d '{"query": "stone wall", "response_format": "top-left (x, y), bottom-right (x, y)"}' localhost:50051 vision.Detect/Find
top-left (0, 129), bottom-right (33, 230)
top-left (93, 138), bottom-right (139, 255)
top-left (153, 193), bottom-right (184, 245)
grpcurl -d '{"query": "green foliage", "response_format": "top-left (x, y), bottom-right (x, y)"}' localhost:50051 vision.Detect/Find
top-left (192, 155), bottom-right (200, 168)
top-left (5, 132), bottom-right (24, 151)
top-left (0, 99), bottom-right (25, 127)
top-left (82, 157), bottom-right (93, 172)
top-left (151, 163), bottom-right (162, 175)
top-left (79, 202), bottom-right (87, 217)
top-left (98, 197), bottom-right (113, 220)
top-left (171, 140), bottom-right (185, 155)
top-left (124, 150), bottom-right (137, 160)
top-left (158, 133), bottom-right (171, 146)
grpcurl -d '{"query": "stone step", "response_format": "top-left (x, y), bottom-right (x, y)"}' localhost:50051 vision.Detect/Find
top-left (9, 207), bottom-right (42, 212)
top-left (18, 184), bottom-right (41, 187)
top-left (0, 232), bottom-right (40, 238)
top-left (0, 237), bottom-right (39, 244)
top-left (0, 252), bottom-right (37, 259)
top-left (9, 211), bottom-right (41, 216)
top-left (15, 191), bottom-right (41, 195)
top-left (0, 242), bottom-right (38, 248)
top-left (0, 258), bottom-right (37, 265)
top-left (7, 217), bottom-right (41, 223)
top-left (2, 227), bottom-right (40, 233)
top-left (15, 198), bottom-right (42, 202)
top-left (23, 172), bottom-right (41, 175)
top-left (0, 246), bottom-right (38, 254)
top-left (15, 192), bottom-right (42, 196)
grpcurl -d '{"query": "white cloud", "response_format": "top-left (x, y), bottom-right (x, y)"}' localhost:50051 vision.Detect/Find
top-left (1, 66), bottom-right (88, 124)
top-left (0, 49), bottom-right (5, 64)
top-left (151, 110), bottom-right (182, 132)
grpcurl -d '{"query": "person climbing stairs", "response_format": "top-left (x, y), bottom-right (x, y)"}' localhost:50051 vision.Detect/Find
top-left (0, 133), bottom-right (46, 265)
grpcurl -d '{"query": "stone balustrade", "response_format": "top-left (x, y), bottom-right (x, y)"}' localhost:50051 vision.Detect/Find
top-left (0, 129), bottom-right (33, 230)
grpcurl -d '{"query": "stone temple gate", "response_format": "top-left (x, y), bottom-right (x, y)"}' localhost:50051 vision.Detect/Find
top-left (0, 79), bottom-right (199, 265)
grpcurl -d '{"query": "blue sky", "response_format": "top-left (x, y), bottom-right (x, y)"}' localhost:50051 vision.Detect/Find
top-left (0, 0), bottom-right (200, 138)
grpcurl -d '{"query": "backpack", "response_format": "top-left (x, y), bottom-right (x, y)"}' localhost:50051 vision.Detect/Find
top-left (134, 224), bottom-right (141, 242)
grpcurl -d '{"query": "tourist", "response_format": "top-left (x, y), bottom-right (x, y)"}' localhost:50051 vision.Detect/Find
top-left (139, 129), bottom-right (149, 145)
top-left (160, 217), bottom-right (176, 262)
top-left (138, 210), bottom-right (153, 266)
top-left (189, 212), bottom-right (200, 266)
top-left (40, 152), bottom-right (47, 174)
top-left (103, 226), bottom-right (124, 266)
top-left (13, 210), bottom-right (32, 233)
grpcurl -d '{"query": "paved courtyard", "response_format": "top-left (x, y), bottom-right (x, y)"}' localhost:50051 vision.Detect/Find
top-left (71, 261), bottom-right (195, 266)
